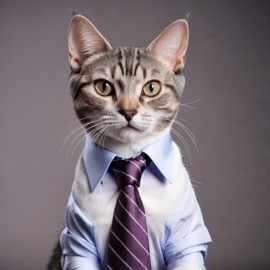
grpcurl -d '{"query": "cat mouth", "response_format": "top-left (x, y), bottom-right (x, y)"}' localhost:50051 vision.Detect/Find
top-left (122, 123), bottom-right (141, 132)
top-left (116, 122), bottom-right (145, 137)
top-left (126, 124), bottom-right (140, 131)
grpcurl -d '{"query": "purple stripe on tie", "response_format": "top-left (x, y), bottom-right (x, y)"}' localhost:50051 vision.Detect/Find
top-left (109, 232), bottom-right (149, 270)
top-left (116, 199), bottom-right (148, 234)
top-left (122, 189), bottom-right (146, 216)
top-left (107, 153), bottom-right (152, 270)
top-left (111, 214), bottom-right (150, 254)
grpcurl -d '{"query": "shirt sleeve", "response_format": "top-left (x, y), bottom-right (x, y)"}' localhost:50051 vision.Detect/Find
top-left (164, 183), bottom-right (212, 270)
top-left (60, 194), bottom-right (102, 270)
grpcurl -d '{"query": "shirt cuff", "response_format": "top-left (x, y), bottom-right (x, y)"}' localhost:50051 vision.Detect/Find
top-left (164, 226), bottom-right (211, 260)
top-left (167, 251), bottom-right (207, 270)
top-left (62, 255), bottom-right (101, 270)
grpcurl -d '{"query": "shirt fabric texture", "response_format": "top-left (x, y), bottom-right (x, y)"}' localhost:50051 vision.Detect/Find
top-left (60, 135), bottom-right (212, 270)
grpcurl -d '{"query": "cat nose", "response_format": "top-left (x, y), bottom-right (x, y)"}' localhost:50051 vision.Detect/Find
top-left (119, 109), bottom-right (137, 122)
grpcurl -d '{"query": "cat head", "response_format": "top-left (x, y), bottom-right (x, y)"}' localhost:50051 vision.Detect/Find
top-left (68, 14), bottom-right (189, 156)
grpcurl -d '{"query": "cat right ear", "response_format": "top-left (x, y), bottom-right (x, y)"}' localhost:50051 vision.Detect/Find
top-left (147, 20), bottom-right (189, 72)
top-left (68, 14), bottom-right (112, 71)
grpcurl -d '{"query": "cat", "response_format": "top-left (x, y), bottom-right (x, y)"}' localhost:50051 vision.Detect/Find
top-left (47, 14), bottom-right (211, 270)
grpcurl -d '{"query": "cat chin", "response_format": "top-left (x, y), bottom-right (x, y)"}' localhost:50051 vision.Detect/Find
top-left (94, 127), bottom-right (171, 158)
top-left (110, 128), bottom-right (147, 144)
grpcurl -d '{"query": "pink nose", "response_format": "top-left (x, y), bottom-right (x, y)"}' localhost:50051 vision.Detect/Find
top-left (118, 109), bottom-right (137, 121)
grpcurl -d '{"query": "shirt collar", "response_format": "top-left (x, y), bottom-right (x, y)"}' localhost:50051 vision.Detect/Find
top-left (142, 135), bottom-right (174, 184)
top-left (83, 135), bottom-right (174, 192)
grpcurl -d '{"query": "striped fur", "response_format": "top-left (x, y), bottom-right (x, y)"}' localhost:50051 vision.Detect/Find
top-left (70, 46), bottom-right (186, 156)
top-left (48, 15), bottom-right (189, 269)
top-left (66, 14), bottom-right (189, 157)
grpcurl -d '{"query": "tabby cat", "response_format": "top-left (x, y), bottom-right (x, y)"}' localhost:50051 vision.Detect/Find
top-left (48, 14), bottom-right (211, 270)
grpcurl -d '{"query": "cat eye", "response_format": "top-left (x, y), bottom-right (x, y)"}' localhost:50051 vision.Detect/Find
top-left (142, 81), bottom-right (161, 97)
top-left (94, 79), bottom-right (114, 96)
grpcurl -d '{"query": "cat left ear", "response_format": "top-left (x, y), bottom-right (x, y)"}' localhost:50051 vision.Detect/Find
top-left (147, 20), bottom-right (189, 72)
top-left (68, 14), bottom-right (112, 71)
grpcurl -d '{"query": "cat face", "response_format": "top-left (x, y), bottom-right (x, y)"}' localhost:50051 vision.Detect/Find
top-left (68, 15), bottom-right (189, 148)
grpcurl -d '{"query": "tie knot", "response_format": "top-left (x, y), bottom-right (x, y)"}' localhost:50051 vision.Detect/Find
top-left (110, 153), bottom-right (151, 188)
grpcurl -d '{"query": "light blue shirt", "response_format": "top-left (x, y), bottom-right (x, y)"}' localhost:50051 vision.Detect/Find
top-left (60, 135), bottom-right (212, 270)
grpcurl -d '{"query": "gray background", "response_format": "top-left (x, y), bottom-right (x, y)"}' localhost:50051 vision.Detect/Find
top-left (0, 0), bottom-right (269, 269)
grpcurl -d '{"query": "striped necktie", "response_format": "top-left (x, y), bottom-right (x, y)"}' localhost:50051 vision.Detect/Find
top-left (107, 153), bottom-right (152, 270)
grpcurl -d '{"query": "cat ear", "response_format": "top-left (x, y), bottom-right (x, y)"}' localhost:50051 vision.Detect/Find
top-left (68, 14), bottom-right (112, 70)
top-left (147, 20), bottom-right (189, 72)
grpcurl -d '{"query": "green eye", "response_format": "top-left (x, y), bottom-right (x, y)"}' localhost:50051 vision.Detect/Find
top-left (94, 79), bottom-right (114, 96)
top-left (142, 81), bottom-right (161, 97)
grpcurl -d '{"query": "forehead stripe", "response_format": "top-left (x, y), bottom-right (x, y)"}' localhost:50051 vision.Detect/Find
top-left (164, 84), bottom-right (180, 100)
top-left (72, 81), bottom-right (91, 100)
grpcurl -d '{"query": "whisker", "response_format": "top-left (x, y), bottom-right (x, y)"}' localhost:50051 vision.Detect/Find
top-left (66, 128), bottom-right (87, 161)
top-left (98, 122), bottom-right (110, 147)
top-left (58, 124), bottom-right (84, 156)
top-left (154, 122), bottom-right (191, 164)
top-left (89, 120), bottom-right (109, 144)
top-left (90, 126), bottom-right (104, 145)
top-left (173, 119), bottom-right (198, 153)
top-left (170, 127), bottom-right (192, 164)
top-left (67, 121), bottom-right (105, 159)
top-left (180, 97), bottom-right (202, 110)
top-left (189, 173), bottom-right (202, 189)
top-left (63, 115), bottom-right (100, 131)
top-left (98, 125), bottom-right (111, 148)
top-left (59, 116), bottom-right (102, 157)
top-left (159, 115), bottom-right (198, 162)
